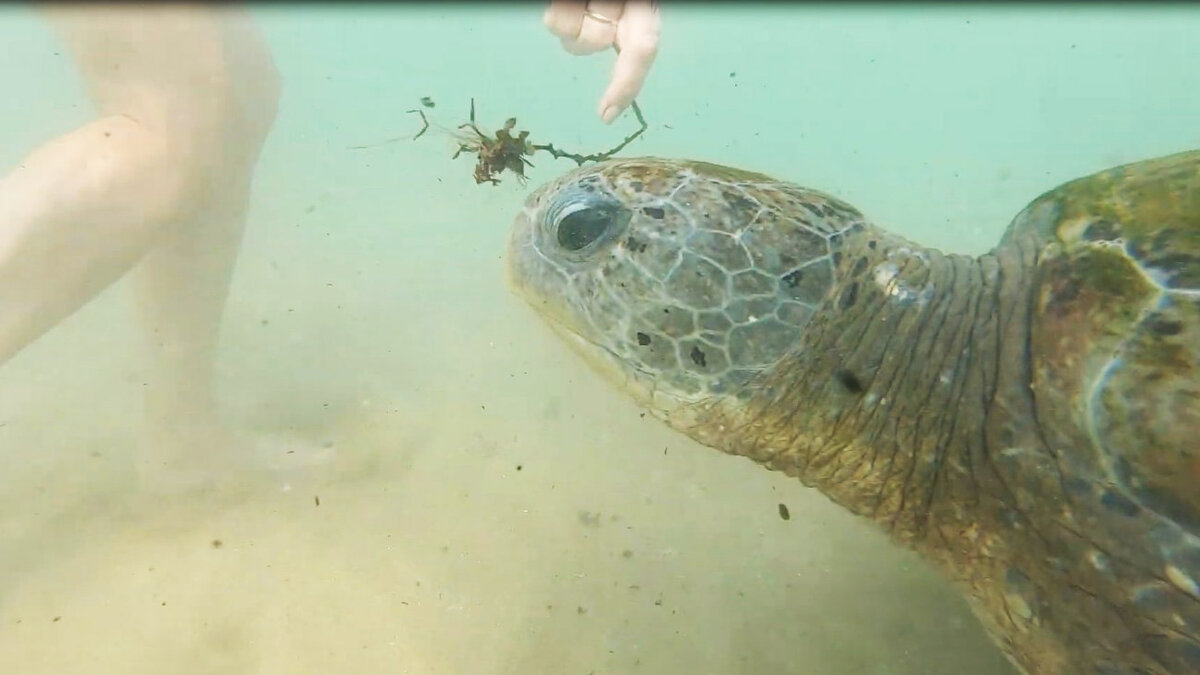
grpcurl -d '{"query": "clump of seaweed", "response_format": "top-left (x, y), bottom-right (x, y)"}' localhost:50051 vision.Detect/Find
top-left (349, 97), bottom-right (647, 186)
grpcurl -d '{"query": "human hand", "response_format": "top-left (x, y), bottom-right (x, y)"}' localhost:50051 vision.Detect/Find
top-left (543, 1), bottom-right (661, 124)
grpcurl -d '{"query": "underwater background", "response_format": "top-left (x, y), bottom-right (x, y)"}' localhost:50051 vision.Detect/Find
top-left (1, 4), bottom-right (1198, 673)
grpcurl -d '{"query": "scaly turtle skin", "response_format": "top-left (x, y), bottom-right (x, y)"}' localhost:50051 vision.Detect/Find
top-left (506, 152), bottom-right (1200, 674)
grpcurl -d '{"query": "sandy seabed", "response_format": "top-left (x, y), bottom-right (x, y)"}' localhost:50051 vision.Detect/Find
top-left (0, 158), bottom-right (1013, 674)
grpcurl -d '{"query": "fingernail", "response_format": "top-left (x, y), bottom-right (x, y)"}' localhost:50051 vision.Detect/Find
top-left (601, 105), bottom-right (621, 124)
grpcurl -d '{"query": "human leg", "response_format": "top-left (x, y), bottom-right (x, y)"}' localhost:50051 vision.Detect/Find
top-left (127, 13), bottom-right (282, 481)
top-left (1, 5), bottom-right (282, 484)
top-left (0, 114), bottom-right (185, 365)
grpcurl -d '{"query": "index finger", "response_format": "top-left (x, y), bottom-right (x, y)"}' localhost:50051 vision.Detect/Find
top-left (598, 2), bottom-right (661, 122)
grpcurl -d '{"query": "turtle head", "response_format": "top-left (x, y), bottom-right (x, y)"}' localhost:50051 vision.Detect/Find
top-left (506, 157), bottom-right (868, 420)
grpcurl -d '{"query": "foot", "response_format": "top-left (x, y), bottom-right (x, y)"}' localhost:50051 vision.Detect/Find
top-left (136, 411), bottom-right (340, 495)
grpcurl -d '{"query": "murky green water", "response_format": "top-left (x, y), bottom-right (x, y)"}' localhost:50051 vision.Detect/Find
top-left (1, 4), bottom-right (1197, 674)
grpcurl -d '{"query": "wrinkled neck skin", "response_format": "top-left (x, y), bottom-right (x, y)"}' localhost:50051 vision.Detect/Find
top-left (677, 223), bottom-right (1039, 562)
top-left (662, 224), bottom-right (1050, 671)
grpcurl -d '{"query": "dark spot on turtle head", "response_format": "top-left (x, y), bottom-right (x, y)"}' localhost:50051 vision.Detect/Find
top-left (852, 256), bottom-right (870, 276)
top-left (641, 206), bottom-right (665, 219)
top-left (630, 181), bottom-right (645, 192)
top-left (689, 346), bottom-right (707, 368)
top-left (868, 240), bottom-right (877, 250)
top-left (1100, 488), bottom-right (1141, 517)
top-left (832, 251), bottom-right (843, 266)
top-left (1147, 315), bottom-right (1184, 336)
top-left (1081, 219), bottom-right (1121, 242)
top-left (777, 503), bottom-right (790, 520)
top-left (636, 332), bottom-right (652, 346)
top-left (834, 369), bottom-right (865, 394)
top-left (624, 236), bottom-right (648, 254)
top-left (838, 282), bottom-right (859, 310)
top-left (781, 269), bottom-right (803, 288)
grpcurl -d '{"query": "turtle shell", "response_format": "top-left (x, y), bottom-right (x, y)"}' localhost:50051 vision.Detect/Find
top-left (1003, 150), bottom-right (1200, 536)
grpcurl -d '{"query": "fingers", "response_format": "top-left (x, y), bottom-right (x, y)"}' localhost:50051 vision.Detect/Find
top-left (544, 0), bottom-right (661, 123)
top-left (573, 0), bottom-right (625, 54)
top-left (599, 1), bottom-right (660, 123)
top-left (544, 0), bottom-right (626, 55)
top-left (542, 1), bottom-right (585, 42)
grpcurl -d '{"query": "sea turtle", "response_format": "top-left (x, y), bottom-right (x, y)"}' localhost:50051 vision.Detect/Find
top-left (505, 150), bottom-right (1200, 674)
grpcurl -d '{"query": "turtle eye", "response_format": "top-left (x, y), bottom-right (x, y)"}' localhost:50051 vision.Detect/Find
top-left (552, 198), bottom-right (631, 253)
top-left (556, 205), bottom-right (611, 251)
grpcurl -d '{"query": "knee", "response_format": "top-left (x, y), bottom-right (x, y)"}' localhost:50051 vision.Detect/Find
top-left (169, 47), bottom-right (282, 197)
top-left (179, 48), bottom-right (280, 173)
top-left (229, 46), bottom-right (283, 152)
top-left (128, 65), bottom-right (281, 219)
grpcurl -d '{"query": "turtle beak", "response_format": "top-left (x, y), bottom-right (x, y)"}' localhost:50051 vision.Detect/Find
top-left (504, 208), bottom-right (534, 297)
top-left (503, 221), bottom-right (521, 294)
top-left (505, 205), bottom-right (571, 331)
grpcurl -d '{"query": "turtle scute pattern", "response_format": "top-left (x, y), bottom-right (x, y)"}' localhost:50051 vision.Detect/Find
top-left (537, 159), bottom-right (869, 400)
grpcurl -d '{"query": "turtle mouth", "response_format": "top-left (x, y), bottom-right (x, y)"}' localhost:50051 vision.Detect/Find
top-left (506, 267), bottom-right (674, 419)
top-left (547, 322), bottom-right (679, 419)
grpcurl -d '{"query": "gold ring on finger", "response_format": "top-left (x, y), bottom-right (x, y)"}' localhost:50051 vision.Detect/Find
top-left (584, 9), bottom-right (618, 25)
